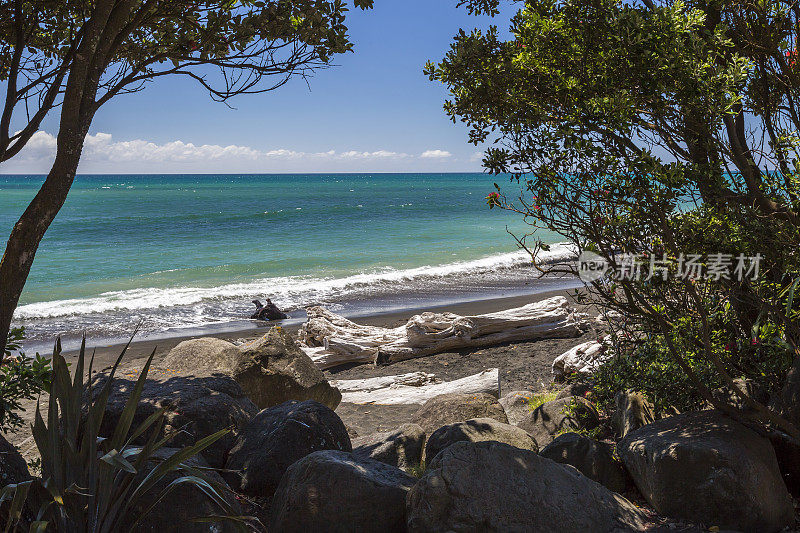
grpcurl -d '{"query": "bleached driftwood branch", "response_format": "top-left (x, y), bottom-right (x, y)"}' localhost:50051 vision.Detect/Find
top-left (331, 368), bottom-right (499, 405)
top-left (298, 296), bottom-right (585, 369)
top-left (551, 339), bottom-right (611, 380)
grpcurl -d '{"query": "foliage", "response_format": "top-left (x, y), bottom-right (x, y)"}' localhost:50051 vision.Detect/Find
top-left (527, 390), bottom-right (558, 411)
top-left (557, 397), bottom-right (601, 439)
top-left (0, 328), bottom-right (51, 433)
top-left (407, 461), bottom-right (427, 479)
top-left (0, 337), bottom-right (249, 532)
top-left (429, 0), bottom-right (800, 438)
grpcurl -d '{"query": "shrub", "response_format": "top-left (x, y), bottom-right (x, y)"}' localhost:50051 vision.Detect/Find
top-left (0, 327), bottom-right (51, 432)
top-left (0, 337), bottom-right (251, 531)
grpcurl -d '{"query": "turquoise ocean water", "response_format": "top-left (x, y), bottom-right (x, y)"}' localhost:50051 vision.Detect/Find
top-left (0, 173), bottom-right (574, 350)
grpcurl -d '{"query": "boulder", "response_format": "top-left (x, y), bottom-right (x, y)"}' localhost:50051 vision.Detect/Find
top-left (406, 441), bottom-right (648, 532)
top-left (0, 435), bottom-right (29, 486)
top-left (713, 378), bottom-right (768, 414)
top-left (161, 328), bottom-right (341, 410)
top-left (121, 448), bottom-right (242, 533)
top-left (158, 337), bottom-right (240, 373)
top-left (352, 424), bottom-right (425, 471)
top-left (540, 432), bottom-right (628, 493)
top-left (424, 418), bottom-right (538, 463)
top-left (780, 355), bottom-right (800, 426)
top-left (498, 390), bottom-right (533, 425)
top-left (611, 390), bottom-right (655, 438)
top-left (90, 366), bottom-right (257, 468)
top-left (618, 411), bottom-right (793, 532)
top-left (411, 392), bottom-right (507, 434)
top-left (517, 396), bottom-right (599, 447)
top-left (225, 400), bottom-right (351, 497)
top-left (270, 450), bottom-right (415, 533)
top-left (554, 382), bottom-right (593, 400)
top-left (234, 328), bottom-right (341, 410)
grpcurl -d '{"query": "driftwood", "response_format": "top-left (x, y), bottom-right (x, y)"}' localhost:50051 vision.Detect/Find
top-left (330, 368), bottom-right (499, 405)
top-left (551, 339), bottom-right (611, 380)
top-left (298, 296), bottom-right (585, 369)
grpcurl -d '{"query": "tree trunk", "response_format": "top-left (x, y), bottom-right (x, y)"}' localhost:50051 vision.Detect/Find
top-left (0, 141), bottom-right (86, 357)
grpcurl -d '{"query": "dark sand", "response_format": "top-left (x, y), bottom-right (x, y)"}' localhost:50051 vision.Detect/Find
top-left (4, 287), bottom-right (597, 461)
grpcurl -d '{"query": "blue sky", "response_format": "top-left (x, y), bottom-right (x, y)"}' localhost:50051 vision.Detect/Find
top-left (4, 1), bottom-right (517, 174)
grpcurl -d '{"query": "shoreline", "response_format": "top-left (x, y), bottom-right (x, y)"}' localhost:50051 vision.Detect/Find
top-left (58, 284), bottom-right (587, 371)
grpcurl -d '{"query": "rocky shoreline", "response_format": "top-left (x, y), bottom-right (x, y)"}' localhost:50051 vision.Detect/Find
top-left (2, 290), bottom-right (798, 532)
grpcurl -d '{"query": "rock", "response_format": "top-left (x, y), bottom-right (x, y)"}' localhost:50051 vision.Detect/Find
top-left (270, 450), bottom-right (415, 533)
top-left (225, 400), bottom-right (351, 497)
top-left (0, 436), bottom-right (32, 528)
top-left (713, 378), bottom-right (768, 414)
top-left (121, 448), bottom-right (242, 533)
top-left (517, 396), bottom-right (599, 447)
top-left (90, 366), bottom-right (257, 468)
top-left (0, 435), bottom-right (29, 486)
top-left (611, 390), bottom-right (655, 438)
top-left (406, 441), bottom-right (647, 532)
top-left (498, 390), bottom-right (533, 425)
top-left (158, 337), bottom-right (240, 373)
top-left (424, 418), bottom-right (538, 463)
top-left (780, 355), bottom-right (800, 426)
top-left (555, 382), bottom-right (593, 400)
top-left (618, 411), bottom-right (793, 532)
top-left (768, 430), bottom-right (800, 495)
top-left (352, 424), bottom-right (425, 471)
top-left (411, 392), bottom-right (507, 434)
top-left (234, 328), bottom-right (341, 410)
top-left (540, 432), bottom-right (628, 493)
top-left (161, 328), bottom-right (341, 410)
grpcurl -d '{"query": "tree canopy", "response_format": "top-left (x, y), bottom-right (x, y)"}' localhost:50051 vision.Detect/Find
top-left (430, 0), bottom-right (800, 439)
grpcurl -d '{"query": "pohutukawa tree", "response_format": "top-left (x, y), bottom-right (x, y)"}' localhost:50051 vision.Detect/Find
top-left (430, 0), bottom-right (800, 441)
top-left (0, 0), bottom-right (372, 356)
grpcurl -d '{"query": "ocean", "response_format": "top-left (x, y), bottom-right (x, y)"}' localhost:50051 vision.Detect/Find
top-left (0, 173), bottom-right (576, 352)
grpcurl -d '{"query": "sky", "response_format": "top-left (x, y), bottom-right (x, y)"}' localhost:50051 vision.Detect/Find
top-left (2, 1), bottom-right (517, 174)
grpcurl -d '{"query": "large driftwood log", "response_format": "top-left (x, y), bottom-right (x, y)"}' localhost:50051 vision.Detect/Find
top-left (551, 339), bottom-right (610, 380)
top-left (330, 368), bottom-right (499, 405)
top-left (298, 296), bottom-right (585, 369)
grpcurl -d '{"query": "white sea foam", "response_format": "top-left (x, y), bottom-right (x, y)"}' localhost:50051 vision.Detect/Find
top-left (14, 243), bottom-right (576, 320)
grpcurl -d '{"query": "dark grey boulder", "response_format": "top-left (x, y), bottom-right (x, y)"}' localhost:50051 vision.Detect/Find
top-left (0, 435), bottom-right (29, 486)
top-left (618, 411), bottom-right (794, 532)
top-left (89, 366), bottom-right (257, 468)
top-left (121, 448), bottom-right (242, 533)
top-left (424, 417), bottom-right (538, 463)
top-left (270, 450), bottom-right (415, 533)
top-left (406, 441), bottom-right (648, 532)
top-left (352, 423), bottom-right (425, 471)
top-left (411, 392), bottom-right (507, 434)
top-left (540, 432), bottom-right (628, 493)
top-left (517, 396), bottom-right (599, 447)
top-left (225, 400), bottom-right (351, 497)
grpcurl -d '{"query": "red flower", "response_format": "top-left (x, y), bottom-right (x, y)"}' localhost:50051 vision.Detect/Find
top-left (751, 337), bottom-right (760, 346)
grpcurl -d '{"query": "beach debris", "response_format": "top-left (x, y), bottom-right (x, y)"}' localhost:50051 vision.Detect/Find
top-left (298, 296), bottom-right (585, 369)
top-left (250, 298), bottom-right (288, 321)
top-left (551, 339), bottom-right (611, 380)
top-left (331, 369), bottom-right (500, 405)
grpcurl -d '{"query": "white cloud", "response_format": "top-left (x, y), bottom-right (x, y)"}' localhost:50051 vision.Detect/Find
top-left (420, 149), bottom-right (452, 159)
top-left (470, 151), bottom-right (485, 162)
top-left (1, 132), bottom-right (478, 173)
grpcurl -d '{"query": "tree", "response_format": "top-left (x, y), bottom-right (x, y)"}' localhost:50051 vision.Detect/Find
top-left (0, 0), bottom-right (373, 357)
top-left (429, 0), bottom-right (800, 440)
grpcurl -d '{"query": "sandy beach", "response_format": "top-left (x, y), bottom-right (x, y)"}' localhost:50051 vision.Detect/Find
top-left (5, 287), bottom-right (595, 462)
